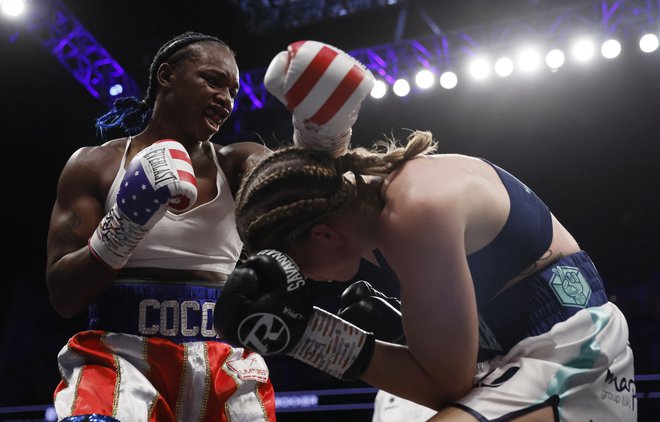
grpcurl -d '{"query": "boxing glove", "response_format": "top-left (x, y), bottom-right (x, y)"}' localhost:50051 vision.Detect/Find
top-left (89, 139), bottom-right (197, 269)
top-left (264, 40), bottom-right (375, 157)
top-left (214, 249), bottom-right (375, 381)
top-left (338, 280), bottom-right (405, 344)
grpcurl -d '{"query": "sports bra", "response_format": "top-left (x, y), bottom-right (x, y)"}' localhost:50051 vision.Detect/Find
top-left (466, 160), bottom-right (552, 306)
top-left (104, 138), bottom-right (242, 274)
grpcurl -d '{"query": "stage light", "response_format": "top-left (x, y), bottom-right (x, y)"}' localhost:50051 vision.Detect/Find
top-left (1, 0), bottom-right (25, 17)
top-left (109, 84), bottom-right (124, 96)
top-left (439, 71), bottom-right (458, 89)
top-left (572, 39), bottom-right (595, 62)
top-left (601, 39), bottom-right (622, 59)
top-left (370, 80), bottom-right (387, 99)
top-left (639, 33), bottom-right (659, 53)
top-left (392, 78), bottom-right (410, 97)
top-left (415, 69), bottom-right (435, 89)
top-left (545, 49), bottom-right (565, 70)
top-left (494, 57), bottom-right (514, 77)
top-left (468, 57), bottom-right (490, 80)
top-left (517, 48), bottom-right (541, 73)
top-left (545, 49), bottom-right (566, 72)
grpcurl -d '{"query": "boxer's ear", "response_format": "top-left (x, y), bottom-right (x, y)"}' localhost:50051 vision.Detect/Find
top-left (308, 223), bottom-right (340, 244)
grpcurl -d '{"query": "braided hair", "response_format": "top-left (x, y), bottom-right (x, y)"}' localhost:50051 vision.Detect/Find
top-left (95, 32), bottom-right (232, 141)
top-left (235, 130), bottom-right (437, 254)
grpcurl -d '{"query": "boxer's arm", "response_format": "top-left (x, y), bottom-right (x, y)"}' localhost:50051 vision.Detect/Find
top-left (362, 341), bottom-right (449, 411)
top-left (365, 183), bottom-right (478, 408)
top-left (214, 249), bottom-right (464, 409)
top-left (46, 147), bottom-right (119, 318)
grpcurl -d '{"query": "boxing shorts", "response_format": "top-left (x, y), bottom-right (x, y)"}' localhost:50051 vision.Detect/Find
top-left (454, 252), bottom-right (636, 421)
top-left (54, 279), bottom-right (276, 421)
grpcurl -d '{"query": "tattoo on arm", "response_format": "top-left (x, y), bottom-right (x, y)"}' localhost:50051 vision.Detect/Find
top-left (55, 212), bottom-right (83, 246)
top-left (517, 249), bottom-right (564, 278)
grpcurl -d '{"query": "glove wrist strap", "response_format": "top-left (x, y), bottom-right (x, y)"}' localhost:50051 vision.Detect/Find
top-left (289, 306), bottom-right (374, 381)
top-left (293, 127), bottom-right (351, 157)
top-left (88, 205), bottom-right (149, 269)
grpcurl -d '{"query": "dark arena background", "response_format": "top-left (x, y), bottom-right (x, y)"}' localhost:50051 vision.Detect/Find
top-left (1, 0), bottom-right (659, 420)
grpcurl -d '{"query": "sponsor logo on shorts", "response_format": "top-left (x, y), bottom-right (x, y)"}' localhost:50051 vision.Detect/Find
top-left (226, 354), bottom-right (270, 383)
top-left (548, 265), bottom-right (592, 308)
top-left (478, 366), bottom-right (520, 388)
top-left (601, 368), bottom-right (636, 412)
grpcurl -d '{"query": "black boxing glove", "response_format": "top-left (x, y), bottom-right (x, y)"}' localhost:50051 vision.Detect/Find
top-left (338, 280), bottom-right (405, 344)
top-left (214, 249), bottom-right (375, 381)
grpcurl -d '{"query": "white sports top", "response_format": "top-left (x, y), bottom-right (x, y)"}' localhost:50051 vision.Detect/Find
top-left (104, 138), bottom-right (242, 274)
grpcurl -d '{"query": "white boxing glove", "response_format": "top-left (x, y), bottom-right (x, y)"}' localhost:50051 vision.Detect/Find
top-left (89, 139), bottom-right (197, 269)
top-left (264, 40), bottom-right (375, 157)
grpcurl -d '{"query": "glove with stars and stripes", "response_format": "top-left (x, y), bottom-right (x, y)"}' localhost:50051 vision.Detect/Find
top-left (89, 139), bottom-right (197, 269)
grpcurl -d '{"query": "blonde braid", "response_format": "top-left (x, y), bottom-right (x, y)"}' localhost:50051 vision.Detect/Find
top-left (236, 148), bottom-right (354, 253)
top-left (337, 130), bottom-right (436, 178)
top-left (235, 130), bottom-right (436, 253)
top-left (238, 163), bottom-right (336, 210)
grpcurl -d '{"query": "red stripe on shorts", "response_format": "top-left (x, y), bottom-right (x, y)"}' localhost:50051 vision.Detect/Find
top-left (285, 44), bottom-right (339, 110)
top-left (149, 394), bottom-right (174, 422)
top-left (307, 64), bottom-right (366, 125)
top-left (254, 351), bottom-right (277, 421)
top-left (146, 336), bottom-right (185, 418)
top-left (203, 343), bottom-right (235, 422)
top-left (259, 381), bottom-right (277, 421)
top-left (68, 331), bottom-right (119, 417)
top-left (200, 346), bottom-right (276, 421)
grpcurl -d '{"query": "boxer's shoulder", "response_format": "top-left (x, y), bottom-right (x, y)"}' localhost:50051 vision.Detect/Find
top-left (214, 141), bottom-right (271, 192)
top-left (67, 138), bottom-right (127, 169)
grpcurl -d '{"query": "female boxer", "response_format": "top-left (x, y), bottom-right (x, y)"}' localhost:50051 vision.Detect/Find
top-left (217, 130), bottom-right (636, 421)
top-left (46, 32), bottom-right (275, 421)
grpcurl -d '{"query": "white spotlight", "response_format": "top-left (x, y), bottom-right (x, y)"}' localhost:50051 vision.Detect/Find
top-left (415, 69), bottom-right (435, 89)
top-left (439, 71), bottom-right (458, 89)
top-left (517, 48), bottom-right (541, 73)
top-left (468, 58), bottom-right (490, 80)
top-left (370, 80), bottom-right (387, 99)
top-left (572, 39), bottom-right (595, 62)
top-left (545, 49), bottom-right (565, 70)
top-left (639, 33), bottom-right (659, 53)
top-left (1, 0), bottom-right (25, 16)
top-left (601, 39), bottom-right (622, 59)
top-left (392, 78), bottom-right (410, 97)
top-left (494, 57), bottom-right (514, 77)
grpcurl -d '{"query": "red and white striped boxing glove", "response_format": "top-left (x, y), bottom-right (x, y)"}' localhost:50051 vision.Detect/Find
top-left (89, 139), bottom-right (197, 269)
top-left (264, 41), bottom-right (375, 157)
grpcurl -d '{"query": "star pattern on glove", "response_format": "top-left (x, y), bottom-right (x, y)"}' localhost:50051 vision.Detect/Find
top-left (116, 165), bottom-right (170, 226)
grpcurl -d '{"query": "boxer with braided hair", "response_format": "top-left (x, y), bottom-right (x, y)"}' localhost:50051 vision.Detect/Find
top-left (235, 131), bottom-right (435, 255)
top-left (47, 32), bottom-right (276, 421)
top-left (216, 126), bottom-right (636, 421)
top-left (95, 32), bottom-right (232, 139)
